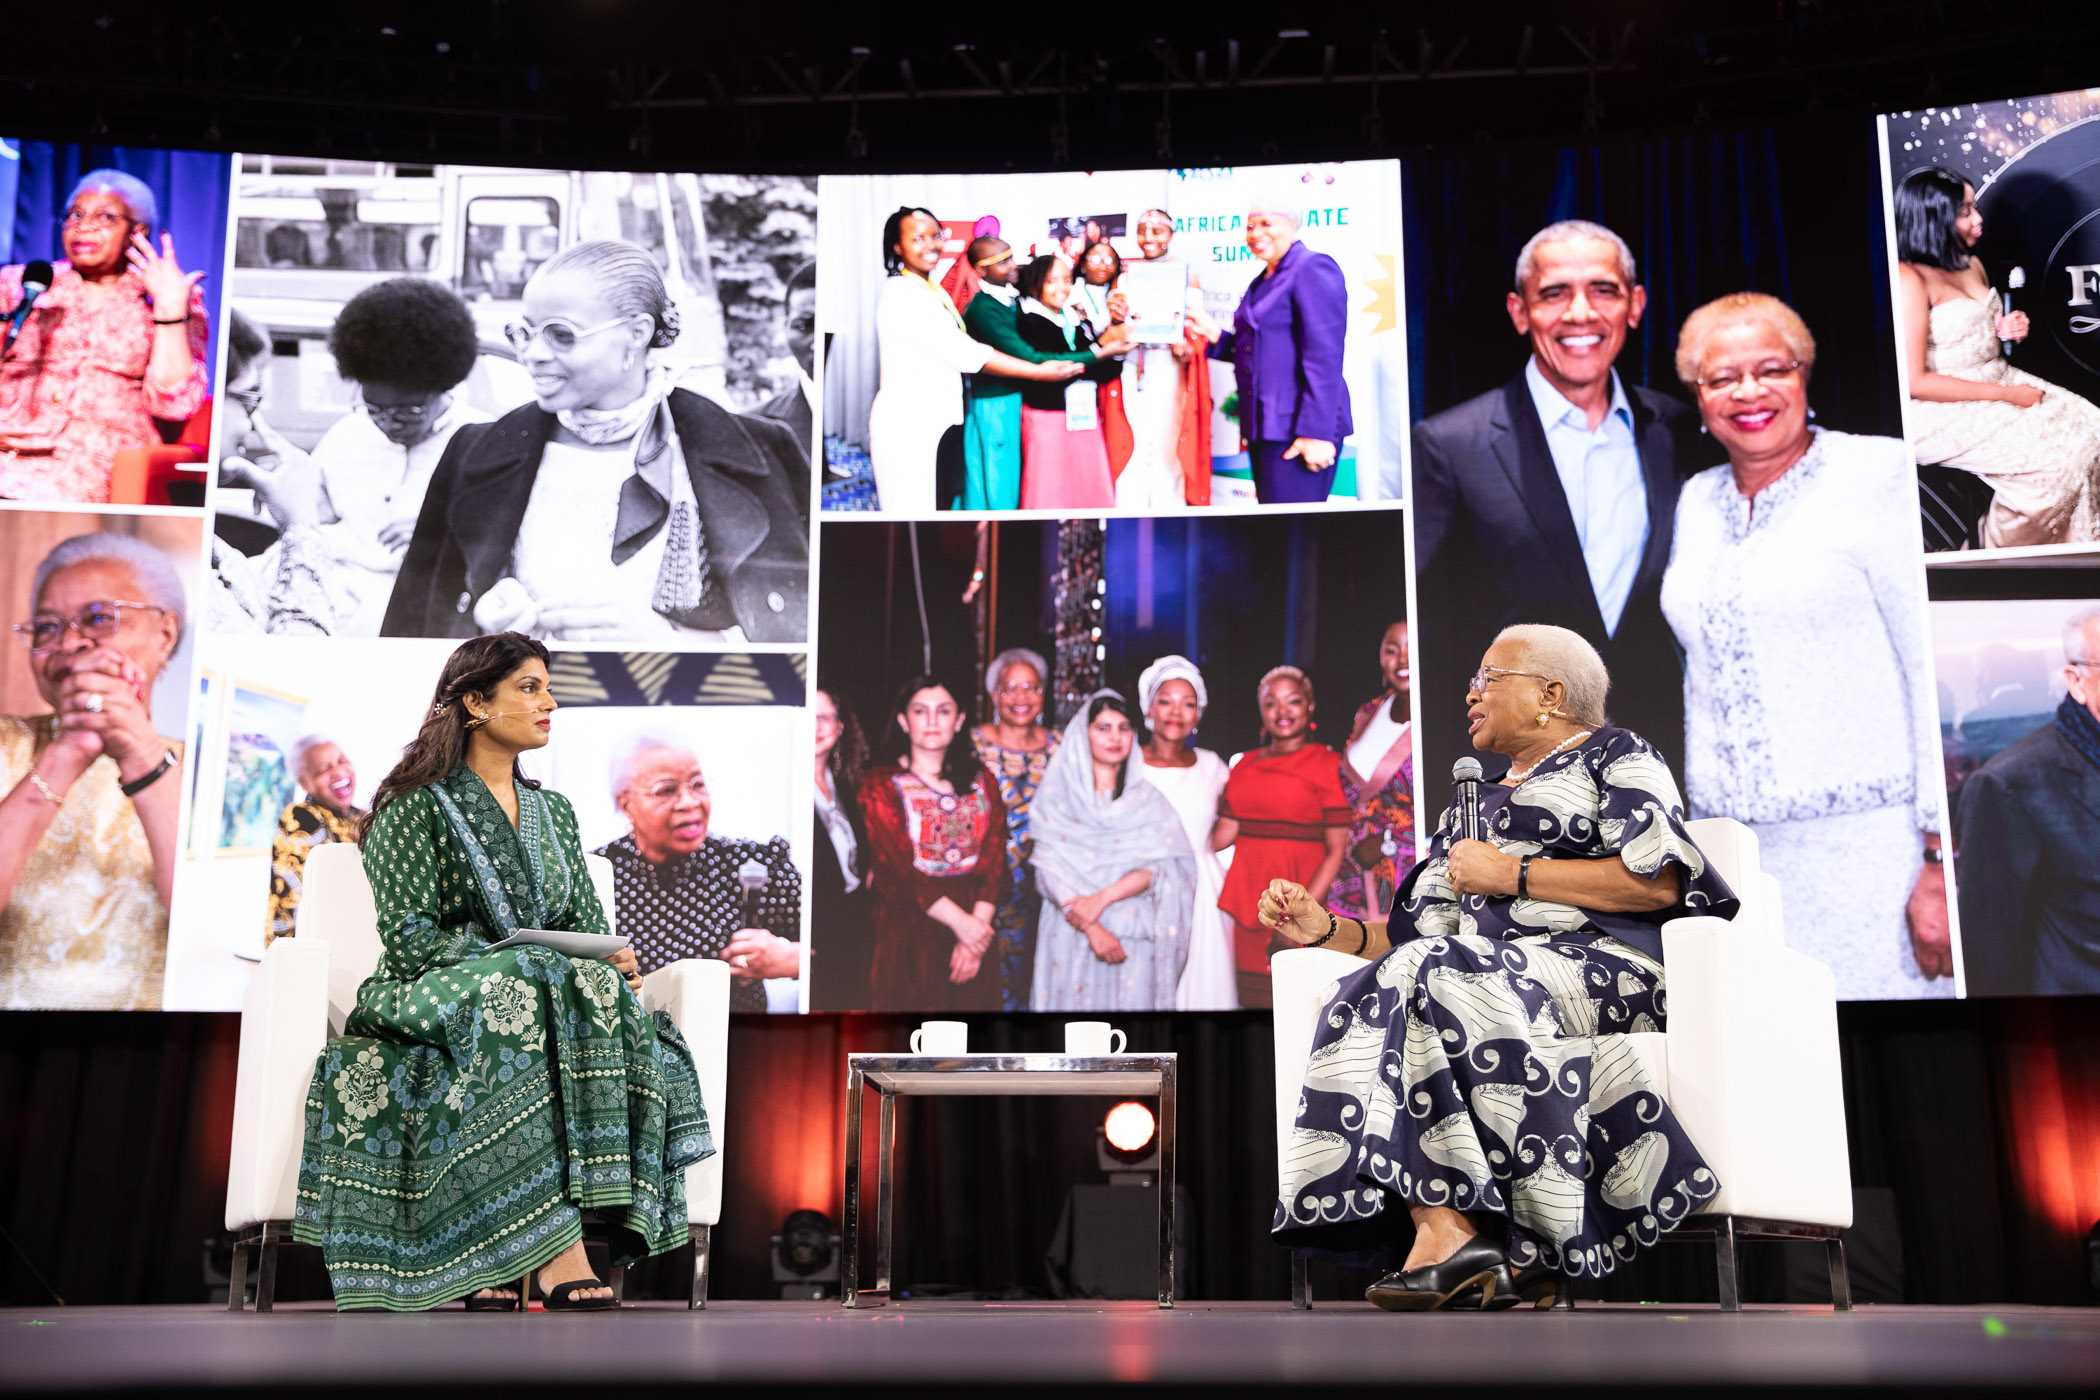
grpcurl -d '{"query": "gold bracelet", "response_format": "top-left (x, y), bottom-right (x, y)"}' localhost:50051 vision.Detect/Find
top-left (26, 770), bottom-right (62, 806)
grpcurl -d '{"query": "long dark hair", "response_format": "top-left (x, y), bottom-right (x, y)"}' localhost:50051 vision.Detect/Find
top-left (817, 683), bottom-right (871, 795)
top-left (1894, 168), bottom-right (1973, 272)
top-left (881, 206), bottom-right (939, 276)
top-left (1085, 691), bottom-right (1132, 799)
top-left (884, 673), bottom-right (982, 792)
top-left (363, 632), bottom-right (550, 836)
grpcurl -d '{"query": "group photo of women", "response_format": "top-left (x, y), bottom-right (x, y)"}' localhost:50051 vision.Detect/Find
top-left (1405, 123), bottom-right (1954, 1003)
top-left (208, 162), bottom-right (816, 643)
top-left (815, 161), bottom-right (1406, 515)
top-left (809, 514), bottom-right (1415, 1013)
top-left (0, 143), bottom-right (231, 506)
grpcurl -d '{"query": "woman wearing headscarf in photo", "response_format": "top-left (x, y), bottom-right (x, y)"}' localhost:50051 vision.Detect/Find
top-left (1185, 198), bottom-right (1351, 505)
top-left (1133, 655), bottom-right (1237, 1010)
top-left (0, 170), bottom-right (210, 504)
top-left (1661, 293), bottom-right (1951, 999)
top-left (971, 646), bottom-right (1058, 1011)
top-left (308, 277), bottom-right (493, 635)
top-left (811, 684), bottom-right (871, 1010)
top-left (1029, 691), bottom-right (1196, 1012)
top-left (867, 208), bottom-right (1085, 513)
top-left (1893, 168), bottom-right (2100, 547)
top-left (383, 240), bottom-right (809, 644)
top-left (1014, 254), bottom-right (1126, 510)
top-left (1213, 665), bottom-right (1351, 1009)
top-left (1331, 619), bottom-right (1416, 924)
top-left (858, 674), bottom-right (1009, 1011)
top-left (0, 532), bottom-right (187, 1010)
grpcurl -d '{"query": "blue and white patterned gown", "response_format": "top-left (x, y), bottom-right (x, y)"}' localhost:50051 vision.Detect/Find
top-left (1272, 726), bottom-right (1739, 1280)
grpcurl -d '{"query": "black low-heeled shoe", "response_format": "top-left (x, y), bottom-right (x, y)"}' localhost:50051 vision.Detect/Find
top-left (1365, 1236), bottom-right (1513, 1312)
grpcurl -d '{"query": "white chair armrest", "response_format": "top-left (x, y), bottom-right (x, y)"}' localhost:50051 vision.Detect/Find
top-left (641, 958), bottom-right (731, 1227)
top-left (1662, 917), bottom-right (1852, 1228)
top-left (226, 937), bottom-right (331, 1231)
top-left (1270, 947), bottom-right (1374, 1184)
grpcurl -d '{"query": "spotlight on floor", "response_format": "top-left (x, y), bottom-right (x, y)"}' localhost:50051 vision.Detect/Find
top-left (1097, 1100), bottom-right (1160, 1185)
top-left (770, 1209), bottom-right (841, 1300)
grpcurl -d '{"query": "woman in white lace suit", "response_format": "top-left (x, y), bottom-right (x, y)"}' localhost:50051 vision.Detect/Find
top-left (1893, 167), bottom-right (2100, 548)
top-left (1661, 292), bottom-right (1953, 1001)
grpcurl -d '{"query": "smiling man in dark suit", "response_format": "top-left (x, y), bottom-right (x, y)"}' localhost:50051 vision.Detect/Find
top-left (1953, 606), bottom-right (2100, 996)
top-left (1411, 219), bottom-right (1699, 777)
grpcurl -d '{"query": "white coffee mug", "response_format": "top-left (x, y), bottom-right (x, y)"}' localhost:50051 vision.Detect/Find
top-left (1064, 1021), bottom-right (1128, 1056)
top-left (910, 1020), bottom-right (968, 1056)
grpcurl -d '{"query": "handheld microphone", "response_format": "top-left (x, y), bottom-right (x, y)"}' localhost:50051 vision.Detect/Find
top-left (4, 261), bottom-right (54, 357)
top-left (2002, 266), bottom-right (2026, 360)
top-left (1452, 757), bottom-right (1484, 844)
top-left (737, 858), bottom-right (770, 930)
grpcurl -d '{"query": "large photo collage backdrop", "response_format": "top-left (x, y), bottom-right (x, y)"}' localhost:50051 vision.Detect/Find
top-left (0, 89), bottom-right (2093, 1013)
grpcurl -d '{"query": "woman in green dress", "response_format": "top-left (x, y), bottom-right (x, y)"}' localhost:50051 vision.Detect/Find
top-left (291, 631), bottom-right (711, 1311)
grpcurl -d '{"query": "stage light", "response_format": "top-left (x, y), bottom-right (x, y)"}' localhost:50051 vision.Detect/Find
top-left (1103, 1101), bottom-right (1157, 1156)
top-left (769, 1208), bottom-right (842, 1300)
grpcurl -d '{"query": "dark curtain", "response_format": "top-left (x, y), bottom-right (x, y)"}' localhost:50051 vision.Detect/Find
top-left (5, 998), bottom-right (2096, 1307)
top-left (5, 139), bottom-right (233, 392)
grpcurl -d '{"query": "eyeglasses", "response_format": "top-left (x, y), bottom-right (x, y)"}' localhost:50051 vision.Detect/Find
top-left (1468, 665), bottom-right (1552, 694)
top-left (353, 390), bottom-right (445, 427)
top-left (501, 316), bottom-right (631, 354)
top-left (1695, 359), bottom-right (1803, 395)
top-left (997, 681), bottom-right (1043, 696)
top-left (15, 599), bottom-right (166, 651)
top-left (61, 209), bottom-right (130, 231)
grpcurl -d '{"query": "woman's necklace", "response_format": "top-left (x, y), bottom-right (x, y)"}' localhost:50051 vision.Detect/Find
top-left (1506, 730), bottom-right (1591, 784)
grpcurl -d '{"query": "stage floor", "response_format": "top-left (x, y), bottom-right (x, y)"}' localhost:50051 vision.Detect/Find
top-left (6, 1301), bottom-right (2097, 1394)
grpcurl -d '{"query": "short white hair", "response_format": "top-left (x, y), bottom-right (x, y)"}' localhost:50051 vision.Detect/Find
top-left (1494, 624), bottom-right (1610, 727)
top-left (1246, 196), bottom-right (1302, 227)
top-left (68, 169), bottom-right (158, 230)
top-left (985, 647), bottom-right (1049, 700)
top-left (2065, 605), bottom-right (2100, 664)
top-left (1513, 219), bottom-right (1637, 294)
top-left (610, 733), bottom-right (697, 800)
top-left (290, 734), bottom-right (339, 779)
top-left (32, 532), bottom-right (189, 651)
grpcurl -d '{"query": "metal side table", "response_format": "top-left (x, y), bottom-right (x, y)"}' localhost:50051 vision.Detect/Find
top-left (841, 1052), bottom-right (1179, 1309)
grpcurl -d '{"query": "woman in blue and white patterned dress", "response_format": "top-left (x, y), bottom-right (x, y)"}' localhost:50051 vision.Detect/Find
top-left (1660, 292), bottom-right (1952, 1000)
top-left (1263, 624), bottom-right (1739, 1311)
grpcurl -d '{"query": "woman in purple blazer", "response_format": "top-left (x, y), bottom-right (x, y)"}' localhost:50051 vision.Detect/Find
top-left (1190, 204), bottom-right (1353, 504)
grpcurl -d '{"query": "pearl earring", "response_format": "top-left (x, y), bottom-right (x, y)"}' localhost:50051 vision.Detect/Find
top-left (1698, 422), bottom-right (1710, 435)
top-left (1536, 712), bottom-right (1550, 727)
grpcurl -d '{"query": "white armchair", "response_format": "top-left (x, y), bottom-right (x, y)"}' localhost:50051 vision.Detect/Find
top-left (1271, 816), bottom-right (1853, 1312)
top-left (223, 841), bottom-right (733, 1310)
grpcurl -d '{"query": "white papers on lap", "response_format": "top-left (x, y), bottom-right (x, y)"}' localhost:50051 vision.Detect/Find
top-left (484, 928), bottom-right (632, 957)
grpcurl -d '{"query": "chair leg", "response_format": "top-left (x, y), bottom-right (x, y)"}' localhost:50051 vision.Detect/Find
top-left (689, 1223), bottom-right (712, 1311)
top-left (1826, 1236), bottom-right (1853, 1312)
top-left (256, 1222), bottom-right (283, 1314)
top-left (227, 1232), bottom-right (250, 1312)
top-left (1713, 1216), bottom-right (1742, 1313)
top-left (1290, 1250), bottom-right (1311, 1310)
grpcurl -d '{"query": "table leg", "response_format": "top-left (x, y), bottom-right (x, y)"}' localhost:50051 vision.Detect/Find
top-left (1157, 1060), bottom-right (1178, 1309)
top-left (875, 1088), bottom-right (897, 1300)
top-left (842, 1063), bottom-right (869, 1308)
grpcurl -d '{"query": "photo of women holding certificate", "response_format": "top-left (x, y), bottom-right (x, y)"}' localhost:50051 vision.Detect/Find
top-left (1028, 690), bottom-right (1196, 1012)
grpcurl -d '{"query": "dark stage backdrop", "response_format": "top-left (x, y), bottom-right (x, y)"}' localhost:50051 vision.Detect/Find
top-left (4, 1000), bottom-right (2096, 1309)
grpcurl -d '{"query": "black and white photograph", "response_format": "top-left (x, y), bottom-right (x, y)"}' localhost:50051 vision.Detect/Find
top-left (206, 159), bottom-right (817, 644)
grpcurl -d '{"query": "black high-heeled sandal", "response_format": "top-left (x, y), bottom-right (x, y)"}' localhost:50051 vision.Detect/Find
top-left (462, 1287), bottom-right (520, 1312)
top-left (533, 1272), bottom-right (618, 1312)
top-left (1365, 1236), bottom-right (1512, 1312)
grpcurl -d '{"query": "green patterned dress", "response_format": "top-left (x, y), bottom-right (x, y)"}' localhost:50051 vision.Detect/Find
top-left (291, 767), bottom-right (712, 1311)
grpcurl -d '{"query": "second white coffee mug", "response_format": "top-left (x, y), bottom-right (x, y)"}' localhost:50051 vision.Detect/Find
top-left (1064, 1021), bottom-right (1128, 1056)
top-left (910, 1020), bottom-right (969, 1056)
